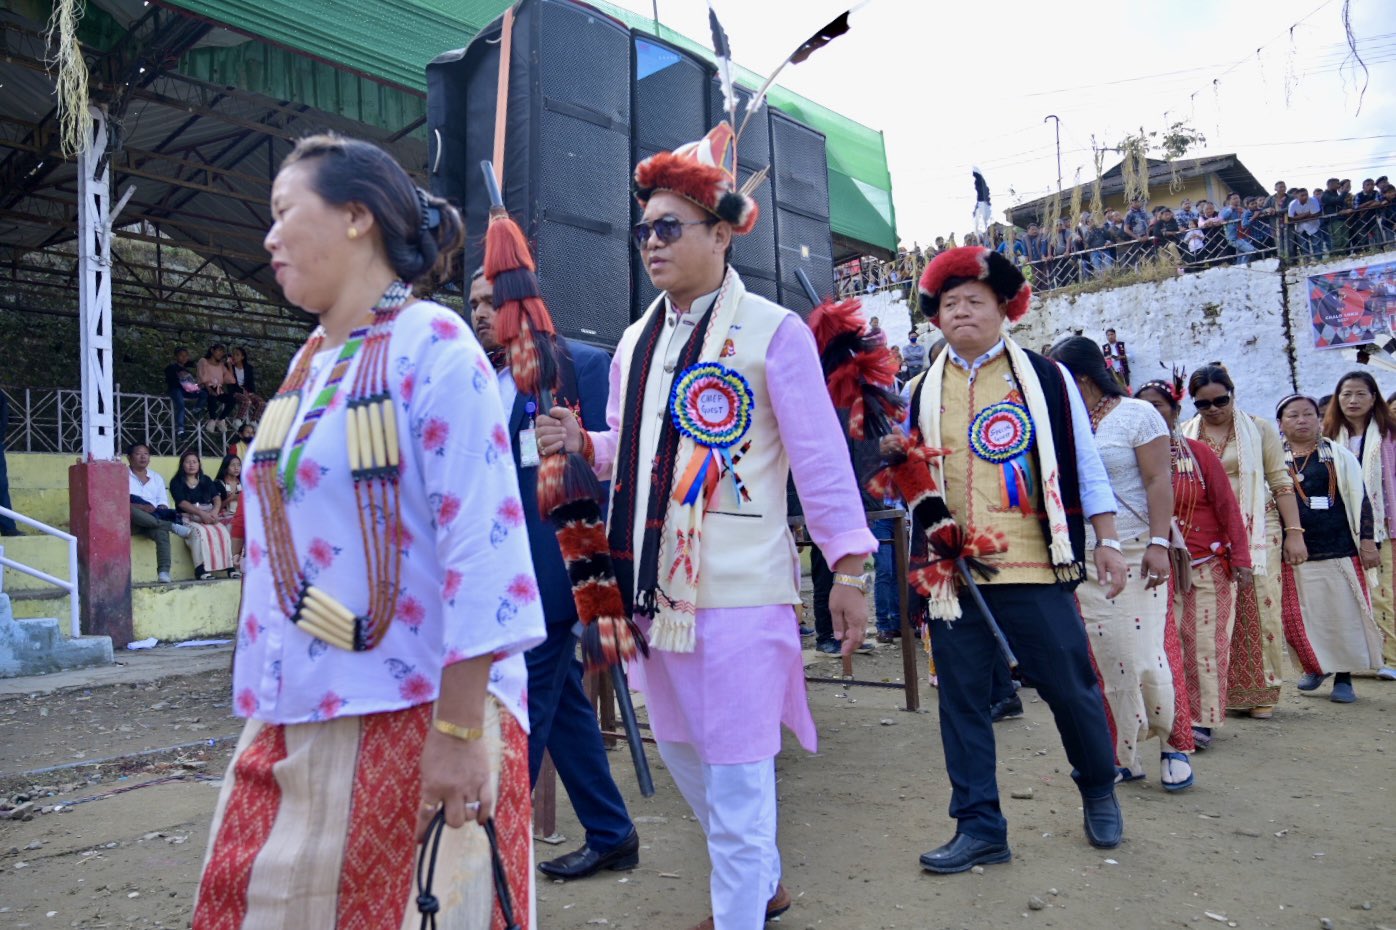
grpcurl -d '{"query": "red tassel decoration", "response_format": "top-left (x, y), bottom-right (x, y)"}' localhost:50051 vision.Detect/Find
top-left (485, 203), bottom-right (644, 668)
top-left (807, 296), bottom-right (903, 440)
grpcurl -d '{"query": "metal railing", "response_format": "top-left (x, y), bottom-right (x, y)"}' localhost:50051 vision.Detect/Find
top-left (0, 507), bottom-right (80, 637)
top-left (2, 385), bottom-right (241, 458)
top-left (839, 204), bottom-right (1396, 301)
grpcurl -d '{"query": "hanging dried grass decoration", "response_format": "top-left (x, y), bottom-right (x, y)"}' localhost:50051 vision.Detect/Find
top-left (1090, 147), bottom-right (1106, 221)
top-left (1068, 168), bottom-right (1084, 231)
top-left (44, 0), bottom-right (93, 157)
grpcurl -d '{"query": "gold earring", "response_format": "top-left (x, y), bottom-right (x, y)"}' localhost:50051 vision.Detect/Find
top-left (347, 227), bottom-right (359, 240)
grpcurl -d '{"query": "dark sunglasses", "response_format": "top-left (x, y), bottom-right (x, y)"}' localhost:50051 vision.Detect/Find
top-left (1193, 394), bottom-right (1233, 411)
top-left (631, 216), bottom-right (717, 249)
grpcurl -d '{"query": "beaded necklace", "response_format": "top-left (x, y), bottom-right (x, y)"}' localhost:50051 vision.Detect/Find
top-left (1284, 439), bottom-right (1335, 509)
top-left (1087, 394), bottom-right (1120, 433)
top-left (1170, 435), bottom-right (1204, 534)
top-left (252, 280), bottom-right (411, 652)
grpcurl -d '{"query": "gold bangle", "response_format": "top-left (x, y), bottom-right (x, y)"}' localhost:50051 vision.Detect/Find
top-left (1283, 526), bottom-right (1305, 533)
top-left (432, 719), bottom-right (485, 742)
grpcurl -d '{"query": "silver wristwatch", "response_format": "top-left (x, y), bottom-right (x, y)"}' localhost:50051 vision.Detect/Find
top-left (1148, 536), bottom-right (1171, 549)
top-left (832, 571), bottom-right (872, 593)
top-left (1094, 538), bottom-right (1122, 552)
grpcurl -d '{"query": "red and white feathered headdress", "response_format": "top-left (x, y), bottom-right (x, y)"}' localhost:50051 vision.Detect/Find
top-left (918, 246), bottom-right (1031, 324)
top-left (633, 122), bottom-right (760, 236)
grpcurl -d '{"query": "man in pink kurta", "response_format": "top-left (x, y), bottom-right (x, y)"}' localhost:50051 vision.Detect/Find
top-left (537, 122), bottom-right (874, 930)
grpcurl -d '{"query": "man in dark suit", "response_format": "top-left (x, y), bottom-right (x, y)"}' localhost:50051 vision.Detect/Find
top-left (468, 270), bottom-right (639, 880)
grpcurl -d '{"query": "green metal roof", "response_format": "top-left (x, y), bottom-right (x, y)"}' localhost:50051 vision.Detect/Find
top-left (158, 0), bottom-right (896, 253)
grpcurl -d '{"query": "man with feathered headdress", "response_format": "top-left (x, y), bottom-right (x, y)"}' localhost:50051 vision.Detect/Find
top-left (901, 246), bottom-right (1130, 873)
top-left (536, 119), bottom-right (875, 929)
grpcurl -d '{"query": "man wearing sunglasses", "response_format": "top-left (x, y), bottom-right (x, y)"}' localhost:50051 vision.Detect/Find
top-left (536, 121), bottom-right (875, 930)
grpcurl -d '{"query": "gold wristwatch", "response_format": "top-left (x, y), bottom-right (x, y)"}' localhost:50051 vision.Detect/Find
top-left (832, 571), bottom-right (872, 594)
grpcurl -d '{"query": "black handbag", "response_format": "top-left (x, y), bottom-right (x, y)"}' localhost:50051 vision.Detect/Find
top-left (416, 810), bottom-right (520, 930)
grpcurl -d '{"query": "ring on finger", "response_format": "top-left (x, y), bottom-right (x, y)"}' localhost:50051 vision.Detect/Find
top-left (420, 801), bottom-right (438, 812)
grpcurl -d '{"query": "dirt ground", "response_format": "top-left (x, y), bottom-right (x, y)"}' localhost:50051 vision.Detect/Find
top-left (1, 641), bottom-right (1394, 930)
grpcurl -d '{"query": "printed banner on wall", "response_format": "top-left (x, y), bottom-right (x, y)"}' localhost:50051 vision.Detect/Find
top-left (1309, 258), bottom-right (1396, 350)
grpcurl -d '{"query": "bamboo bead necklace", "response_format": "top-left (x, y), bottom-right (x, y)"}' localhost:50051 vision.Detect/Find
top-left (1286, 441), bottom-right (1336, 510)
top-left (252, 280), bottom-right (410, 651)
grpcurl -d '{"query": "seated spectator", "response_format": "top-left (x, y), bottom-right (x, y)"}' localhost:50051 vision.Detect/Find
top-left (1352, 178), bottom-right (1384, 246)
top-left (1081, 213), bottom-right (1112, 276)
top-left (1197, 200), bottom-right (1227, 259)
top-left (196, 344), bottom-right (238, 431)
top-left (1264, 180), bottom-right (1291, 213)
top-left (127, 442), bottom-right (190, 584)
top-left (902, 329), bottom-right (928, 374)
top-left (227, 421), bottom-right (256, 461)
top-left (170, 451), bottom-right (239, 581)
top-left (1181, 220), bottom-right (1206, 262)
top-left (1319, 177), bottom-right (1347, 253)
top-left (1174, 198), bottom-right (1199, 228)
top-left (867, 315), bottom-right (887, 346)
top-left (1243, 196), bottom-right (1274, 250)
top-left (1221, 192), bottom-right (1258, 264)
top-left (1124, 199), bottom-right (1152, 241)
top-left (1287, 187), bottom-right (1324, 258)
top-left (215, 454), bottom-right (245, 568)
top-left (164, 347), bottom-right (204, 438)
top-left (1022, 223), bottom-right (1049, 263)
top-left (1149, 207), bottom-right (1181, 242)
top-left (226, 347), bottom-right (266, 425)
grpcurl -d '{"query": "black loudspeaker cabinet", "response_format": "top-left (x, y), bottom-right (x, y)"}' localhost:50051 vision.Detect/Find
top-left (428, 0), bottom-right (835, 347)
top-left (770, 111), bottom-right (834, 313)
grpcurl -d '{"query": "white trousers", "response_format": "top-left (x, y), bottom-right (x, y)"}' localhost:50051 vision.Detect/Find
top-left (657, 741), bottom-right (781, 930)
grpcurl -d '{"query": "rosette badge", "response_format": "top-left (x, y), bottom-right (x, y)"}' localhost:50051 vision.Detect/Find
top-left (968, 400), bottom-right (1037, 515)
top-left (670, 362), bottom-right (756, 506)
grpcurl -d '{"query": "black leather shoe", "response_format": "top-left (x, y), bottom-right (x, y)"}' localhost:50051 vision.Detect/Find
top-left (990, 693), bottom-right (1024, 722)
top-left (537, 828), bottom-right (639, 880)
top-left (1081, 790), bottom-right (1124, 849)
top-left (919, 833), bottom-right (1012, 874)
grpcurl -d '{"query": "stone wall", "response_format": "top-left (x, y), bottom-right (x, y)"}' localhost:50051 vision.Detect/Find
top-left (1011, 249), bottom-right (1396, 420)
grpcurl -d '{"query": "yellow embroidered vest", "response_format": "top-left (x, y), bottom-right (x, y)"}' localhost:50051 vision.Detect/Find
top-left (938, 354), bottom-right (1055, 585)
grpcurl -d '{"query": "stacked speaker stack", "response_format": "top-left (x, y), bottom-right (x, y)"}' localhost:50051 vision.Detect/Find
top-left (427, 0), bottom-right (834, 348)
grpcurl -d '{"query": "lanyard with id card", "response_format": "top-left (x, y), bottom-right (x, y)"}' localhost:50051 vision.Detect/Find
top-left (519, 400), bottom-right (541, 467)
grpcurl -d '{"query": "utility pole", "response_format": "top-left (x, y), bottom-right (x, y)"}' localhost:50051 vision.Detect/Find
top-left (1043, 114), bottom-right (1062, 195)
top-left (652, 0), bottom-right (660, 27)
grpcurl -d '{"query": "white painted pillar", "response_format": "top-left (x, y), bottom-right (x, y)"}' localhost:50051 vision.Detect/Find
top-left (77, 104), bottom-right (115, 461)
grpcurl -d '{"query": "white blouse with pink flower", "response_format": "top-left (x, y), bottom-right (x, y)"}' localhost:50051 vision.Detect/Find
top-left (232, 299), bottom-right (545, 728)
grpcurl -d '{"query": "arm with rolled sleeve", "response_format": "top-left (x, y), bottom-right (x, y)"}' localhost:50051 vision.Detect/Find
top-left (409, 312), bottom-right (545, 666)
top-left (1058, 361), bottom-right (1116, 518)
top-left (768, 316), bottom-right (876, 564)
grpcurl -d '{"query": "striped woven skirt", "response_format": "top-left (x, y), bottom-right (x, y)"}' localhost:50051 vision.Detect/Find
top-left (193, 699), bottom-right (534, 930)
top-left (1369, 543), bottom-right (1396, 667)
top-left (187, 521), bottom-right (235, 574)
top-left (1175, 558), bottom-right (1236, 728)
top-left (1227, 509), bottom-right (1285, 709)
top-left (1282, 556), bottom-right (1384, 675)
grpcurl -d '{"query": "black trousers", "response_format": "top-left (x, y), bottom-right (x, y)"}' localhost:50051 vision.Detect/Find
top-left (930, 583), bottom-right (1116, 844)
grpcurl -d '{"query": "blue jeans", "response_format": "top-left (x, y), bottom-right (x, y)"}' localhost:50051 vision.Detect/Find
top-left (872, 517), bottom-right (901, 633)
top-left (170, 388), bottom-right (205, 433)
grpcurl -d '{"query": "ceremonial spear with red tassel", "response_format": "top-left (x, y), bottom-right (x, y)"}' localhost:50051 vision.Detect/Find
top-left (796, 270), bottom-right (1017, 668)
top-left (481, 162), bottom-right (654, 796)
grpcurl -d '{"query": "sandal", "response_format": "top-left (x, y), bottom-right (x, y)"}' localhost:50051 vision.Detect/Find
top-left (227, 569), bottom-right (242, 579)
top-left (1116, 766), bottom-right (1146, 783)
top-left (198, 571), bottom-right (216, 581)
top-left (1161, 752), bottom-right (1195, 792)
